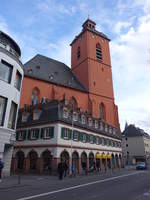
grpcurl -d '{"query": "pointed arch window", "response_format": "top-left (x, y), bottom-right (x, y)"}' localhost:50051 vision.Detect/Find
top-left (31, 87), bottom-right (40, 106)
top-left (96, 43), bottom-right (102, 61)
top-left (99, 103), bottom-right (106, 120)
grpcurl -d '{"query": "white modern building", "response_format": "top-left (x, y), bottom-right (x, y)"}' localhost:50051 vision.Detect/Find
top-left (0, 31), bottom-right (23, 176)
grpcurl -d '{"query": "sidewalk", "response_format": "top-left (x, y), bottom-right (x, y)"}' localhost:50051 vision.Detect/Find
top-left (0, 168), bottom-right (133, 190)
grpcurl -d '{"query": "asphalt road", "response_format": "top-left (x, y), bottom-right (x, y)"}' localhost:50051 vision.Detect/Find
top-left (1, 170), bottom-right (150, 200)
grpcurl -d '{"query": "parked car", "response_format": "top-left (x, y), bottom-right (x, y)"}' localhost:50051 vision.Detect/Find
top-left (136, 162), bottom-right (147, 170)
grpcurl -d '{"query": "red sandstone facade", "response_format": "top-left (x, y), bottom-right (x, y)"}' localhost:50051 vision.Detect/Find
top-left (20, 19), bottom-right (120, 131)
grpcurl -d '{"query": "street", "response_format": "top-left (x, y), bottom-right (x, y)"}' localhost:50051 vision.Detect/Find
top-left (0, 169), bottom-right (150, 200)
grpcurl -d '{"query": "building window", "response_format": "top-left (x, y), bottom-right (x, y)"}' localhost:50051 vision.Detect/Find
top-left (73, 130), bottom-right (79, 141)
top-left (18, 130), bottom-right (26, 141)
top-left (22, 112), bottom-right (30, 122)
top-left (81, 115), bottom-right (86, 124)
top-left (105, 124), bottom-right (108, 132)
top-left (90, 135), bottom-right (94, 144)
top-left (8, 101), bottom-right (17, 129)
top-left (94, 120), bottom-right (98, 129)
top-left (31, 88), bottom-right (40, 105)
top-left (0, 96), bottom-right (7, 126)
top-left (126, 144), bottom-right (128, 147)
top-left (96, 43), bottom-right (102, 61)
top-left (101, 138), bottom-right (104, 145)
top-left (100, 122), bottom-right (103, 131)
top-left (30, 129), bottom-right (39, 140)
top-left (88, 118), bottom-right (93, 127)
top-left (96, 137), bottom-right (99, 145)
top-left (44, 127), bottom-right (54, 139)
top-left (14, 70), bottom-right (22, 91)
top-left (73, 112), bottom-right (78, 121)
top-left (61, 128), bottom-right (71, 140)
top-left (109, 126), bottom-right (112, 134)
top-left (83, 134), bottom-right (87, 142)
top-left (99, 103), bottom-right (105, 120)
top-left (0, 60), bottom-right (13, 83)
top-left (77, 46), bottom-right (80, 59)
top-left (63, 108), bottom-right (69, 118)
top-left (33, 109), bottom-right (41, 120)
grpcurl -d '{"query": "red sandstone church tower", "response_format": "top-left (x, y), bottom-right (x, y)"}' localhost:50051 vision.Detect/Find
top-left (71, 19), bottom-right (119, 129)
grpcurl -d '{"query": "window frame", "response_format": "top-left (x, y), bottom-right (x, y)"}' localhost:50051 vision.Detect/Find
top-left (0, 95), bottom-right (7, 126)
top-left (0, 59), bottom-right (13, 84)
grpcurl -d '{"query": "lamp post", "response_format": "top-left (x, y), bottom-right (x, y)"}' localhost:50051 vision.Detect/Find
top-left (70, 110), bottom-right (74, 176)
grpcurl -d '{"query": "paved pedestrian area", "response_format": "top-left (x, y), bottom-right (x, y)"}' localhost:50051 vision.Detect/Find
top-left (0, 168), bottom-right (150, 200)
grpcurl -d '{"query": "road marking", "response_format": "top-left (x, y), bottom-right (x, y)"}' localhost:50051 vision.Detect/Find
top-left (16, 171), bottom-right (145, 200)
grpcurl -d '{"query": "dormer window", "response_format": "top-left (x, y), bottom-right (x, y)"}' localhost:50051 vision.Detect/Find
top-left (94, 120), bottom-right (98, 129)
top-left (63, 108), bottom-right (69, 118)
top-left (109, 126), bottom-right (112, 134)
top-left (73, 112), bottom-right (78, 121)
top-left (88, 118), bottom-right (93, 127)
top-left (96, 43), bottom-right (102, 61)
top-left (77, 46), bottom-right (80, 59)
top-left (33, 109), bottom-right (41, 120)
top-left (22, 112), bottom-right (30, 122)
top-left (81, 115), bottom-right (86, 124)
top-left (105, 124), bottom-right (108, 132)
top-left (100, 122), bottom-right (103, 131)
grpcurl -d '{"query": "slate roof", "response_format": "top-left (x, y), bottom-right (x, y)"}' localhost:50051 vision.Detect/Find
top-left (23, 54), bottom-right (87, 92)
top-left (122, 124), bottom-right (149, 138)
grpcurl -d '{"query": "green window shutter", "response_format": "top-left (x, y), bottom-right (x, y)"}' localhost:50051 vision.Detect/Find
top-left (79, 132), bottom-right (83, 142)
top-left (40, 128), bottom-right (44, 139)
top-left (93, 136), bottom-right (96, 144)
top-left (27, 130), bottom-right (31, 140)
top-left (61, 127), bottom-right (65, 138)
top-left (36, 129), bottom-right (39, 139)
top-left (87, 134), bottom-right (90, 143)
top-left (23, 130), bottom-right (26, 140)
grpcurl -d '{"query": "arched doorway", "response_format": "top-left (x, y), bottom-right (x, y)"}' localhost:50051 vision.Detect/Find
top-left (60, 150), bottom-right (69, 172)
top-left (72, 151), bottom-right (79, 173)
top-left (42, 150), bottom-right (53, 174)
top-left (28, 150), bottom-right (38, 173)
top-left (112, 154), bottom-right (115, 169)
top-left (16, 151), bottom-right (25, 170)
top-left (107, 154), bottom-right (111, 169)
top-left (81, 152), bottom-right (87, 170)
top-left (115, 154), bottom-right (119, 168)
top-left (119, 154), bottom-right (122, 168)
top-left (89, 152), bottom-right (95, 170)
top-left (95, 152), bottom-right (100, 171)
top-left (102, 153), bottom-right (106, 171)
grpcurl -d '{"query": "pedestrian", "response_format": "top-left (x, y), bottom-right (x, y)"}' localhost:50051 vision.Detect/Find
top-left (96, 160), bottom-right (100, 172)
top-left (72, 162), bottom-right (76, 177)
top-left (48, 164), bottom-right (51, 175)
top-left (0, 158), bottom-right (4, 182)
top-left (57, 159), bottom-right (65, 180)
top-left (82, 161), bottom-right (87, 175)
top-left (64, 160), bottom-right (68, 177)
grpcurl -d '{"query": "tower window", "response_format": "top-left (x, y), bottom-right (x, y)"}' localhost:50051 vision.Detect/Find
top-left (96, 43), bottom-right (102, 61)
top-left (77, 46), bottom-right (80, 59)
top-left (99, 103), bottom-right (106, 120)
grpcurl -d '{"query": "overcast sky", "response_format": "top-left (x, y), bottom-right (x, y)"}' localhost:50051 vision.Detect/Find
top-left (0, 0), bottom-right (150, 132)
